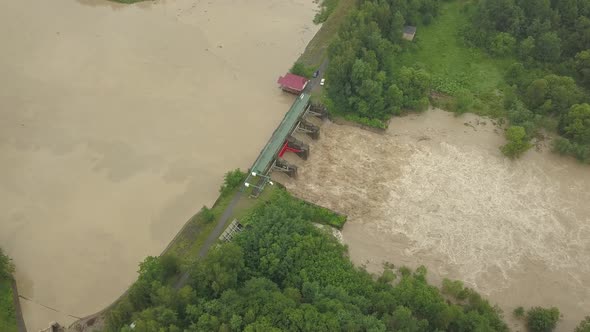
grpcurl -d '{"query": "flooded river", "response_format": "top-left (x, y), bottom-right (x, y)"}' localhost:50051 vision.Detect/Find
top-left (281, 109), bottom-right (590, 331)
top-left (0, 0), bottom-right (318, 329)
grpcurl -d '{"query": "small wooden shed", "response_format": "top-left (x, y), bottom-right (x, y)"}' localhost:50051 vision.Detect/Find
top-left (403, 26), bottom-right (417, 41)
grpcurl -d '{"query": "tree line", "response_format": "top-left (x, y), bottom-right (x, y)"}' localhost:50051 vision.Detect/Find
top-left (466, 0), bottom-right (590, 160)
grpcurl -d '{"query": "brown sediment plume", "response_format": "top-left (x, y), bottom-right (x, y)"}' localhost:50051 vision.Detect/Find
top-left (280, 109), bottom-right (590, 332)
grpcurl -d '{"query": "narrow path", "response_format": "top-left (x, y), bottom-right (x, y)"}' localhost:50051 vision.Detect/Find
top-left (174, 190), bottom-right (244, 289)
top-left (305, 59), bottom-right (328, 93)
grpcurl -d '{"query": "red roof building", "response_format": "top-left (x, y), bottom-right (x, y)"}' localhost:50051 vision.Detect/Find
top-left (277, 73), bottom-right (309, 94)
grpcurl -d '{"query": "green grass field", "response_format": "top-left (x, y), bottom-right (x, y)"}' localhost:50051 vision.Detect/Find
top-left (0, 280), bottom-right (17, 332)
top-left (399, 1), bottom-right (512, 117)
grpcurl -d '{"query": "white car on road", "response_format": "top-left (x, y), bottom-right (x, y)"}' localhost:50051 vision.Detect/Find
top-left (320, 78), bottom-right (325, 86)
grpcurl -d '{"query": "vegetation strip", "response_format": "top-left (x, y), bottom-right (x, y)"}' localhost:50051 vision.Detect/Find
top-left (1, 249), bottom-right (18, 332)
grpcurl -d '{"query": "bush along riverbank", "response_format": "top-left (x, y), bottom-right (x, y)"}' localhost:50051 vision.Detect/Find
top-left (0, 248), bottom-right (17, 332)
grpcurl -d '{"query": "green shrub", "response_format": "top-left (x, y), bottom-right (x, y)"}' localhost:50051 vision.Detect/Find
top-left (0, 280), bottom-right (16, 332)
top-left (501, 126), bottom-right (531, 158)
top-left (219, 169), bottom-right (246, 197)
top-left (313, 0), bottom-right (340, 24)
top-left (442, 278), bottom-right (469, 300)
top-left (560, 103), bottom-right (590, 145)
top-left (0, 249), bottom-right (14, 280)
top-left (553, 137), bottom-right (590, 163)
top-left (575, 316), bottom-right (590, 332)
top-left (431, 76), bottom-right (464, 95)
top-left (343, 114), bottom-right (388, 129)
top-left (573, 144), bottom-right (590, 162)
top-left (526, 307), bottom-right (560, 332)
top-left (377, 269), bottom-right (396, 284)
top-left (491, 32), bottom-right (516, 57)
top-left (106, 298), bottom-right (134, 331)
top-left (513, 306), bottom-right (525, 318)
top-left (200, 206), bottom-right (215, 223)
top-left (290, 62), bottom-right (315, 79)
top-left (160, 255), bottom-right (180, 280)
top-left (398, 266), bottom-right (411, 277)
top-left (553, 137), bottom-right (574, 155)
top-left (455, 89), bottom-right (475, 114)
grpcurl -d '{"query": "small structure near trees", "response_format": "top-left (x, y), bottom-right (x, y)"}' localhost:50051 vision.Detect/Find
top-left (403, 26), bottom-right (417, 41)
top-left (219, 219), bottom-right (243, 242)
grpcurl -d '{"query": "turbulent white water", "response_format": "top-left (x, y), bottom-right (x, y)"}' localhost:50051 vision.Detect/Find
top-left (280, 109), bottom-right (590, 332)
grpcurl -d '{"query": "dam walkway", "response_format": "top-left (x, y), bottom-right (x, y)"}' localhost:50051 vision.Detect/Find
top-left (244, 90), bottom-right (328, 197)
top-left (250, 93), bottom-right (311, 175)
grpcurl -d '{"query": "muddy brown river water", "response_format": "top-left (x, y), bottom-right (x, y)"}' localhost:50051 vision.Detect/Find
top-left (0, 0), bottom-right (318, 329)
top-left (281, 109), bottom-right (590, 332)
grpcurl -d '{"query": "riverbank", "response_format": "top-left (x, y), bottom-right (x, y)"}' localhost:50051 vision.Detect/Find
top-left (1, 249), bottom-right (20, 332)
top-left (0, 0), bottom-right (320, 329)
top-left (0, 279), bottom-right (17, 332)
top-left (280, 108), bottom-right (590, 332)
top-left (296, 0), bottom-right (356, 68)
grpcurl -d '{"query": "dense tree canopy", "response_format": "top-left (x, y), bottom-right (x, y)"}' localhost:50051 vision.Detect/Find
top-left (526, 307), bottom-right (560, 332)
top-left (560, 103), bottom-right (590, 144)
top-left (461, 0), bottom-right (590, 161)
top-left (106, 190), bottom-right (509, 332)
top-left (325, 0), bottom-right (440, 126)
top-left (501, 125), bottom-right (531, 158)
top-left (469, 0), bottom-right (590, 61)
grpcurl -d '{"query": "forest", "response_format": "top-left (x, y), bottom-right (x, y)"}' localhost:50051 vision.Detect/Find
top-left (103, 187), bottom-right (590, 331)
top-left (469, 0), bottom-right (590, 160)
top-left (105, 189), bottom-right (511, 332)
top-left (325, 0), bottom-right (590, 161)
top-left (325, 0), bottom-right (440, 128)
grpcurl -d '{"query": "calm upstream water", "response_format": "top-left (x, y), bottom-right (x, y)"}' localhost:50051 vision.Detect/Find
top-left (0, 0), bottom-right (318, 329)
